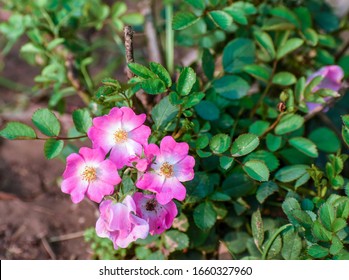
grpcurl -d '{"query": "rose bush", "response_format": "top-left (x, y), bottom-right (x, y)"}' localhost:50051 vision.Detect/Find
top-left (1, 0), bottom-right (349, 259)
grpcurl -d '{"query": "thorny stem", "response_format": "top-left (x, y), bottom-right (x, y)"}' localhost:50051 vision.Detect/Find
top-left (35, 135), bottom-right (87, 141)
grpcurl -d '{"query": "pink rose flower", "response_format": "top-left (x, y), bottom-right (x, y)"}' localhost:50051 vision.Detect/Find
top-left (95, 196), bottom-right (149, 249)
top-left (136, 136), bottom-right (195, 205)
top-left (61, 147), bottom-right (121, 204)
top-left (306, 65), bottom-right (344, 112)
top-left (133, 192), bottom-right (177, 235)
top-left (87, 107), bottom-right (151, 169)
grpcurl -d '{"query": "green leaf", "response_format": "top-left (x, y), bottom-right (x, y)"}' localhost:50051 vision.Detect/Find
top-left (231, 133), bottom-right (260, 157)
top-left (44, 139), bottom-right (64, 159)
top-left (177, 67), bottom-right (196, 96)
top-left (209, 191), bottom-right (231, 201)
top-left (195, 100), bottom-right (219, 121)
top-left (289, 137), bottom-right (318, 158)
top-left (149, 62), bottom-right (172, 87)
top-left (47, 38), bottom-right (65, 51)
top-left (275, 114), bottom-right (304, 135)
top-left (309, 127), bottom-right (340, 153)
top-left (342, 126), bottom-right (349, 147)
top-left (256, 181), bottom-right (278, 203)
top-left (330, 236), bottom-right (343, 255)
top-left (121, 13), bottom-right (144, 25)
top-left (184, 0), bottom-right (205, 10)
top-left (270, 6), bottom-right (300, 28)
top-left (243, 160), bottom-right (270, 182)
top-left (183, 92), bottom-right (205, 109)
top-left (135, 247), bottom-right (151, 260)
top-left (275, 165), bottom-right (309, 183)
top-left (281, 229), bottom-right (302, 260)
top-left (303, 28), bottom-right (318, 46)
top-left (193, 201), bottom-right (217, 231)
top-left (266, 133), bottom-right (282, 152)
top-left (128, 63), bottom-right (156, 79)
top-left (319, 203), bottom-right (335, 231)
top-left (308, 244), bottom-right (329, 258)
top-left (292, 209), bottom-right (313, 228)
top-left (172, 11), bottom-right (200, 30)
top-left (152, 96), bottom-right (179, 130)
top-left (213, 75), bottom-right (249, 100)
top-left (251, 209), bottom-right (264, 249)
top-left (244, 150), bottom-right (279, 172)
top-left (72, 109), bottom-right (92, 134)
top-left (219, 156), bottom-right (234, 170)
top-left (32, 109), bottom-right (60, 136)
top-left (0, 122), bottom-right (36, 140)
top-left (244, 64), bottom-right (271, 82)
top-left (249, 120), bottom-right (270, 136)
top-left (254, 30), bottom-right (276, 59)
top-left (223, 38), bottom-right (255, 73)
top-left (196, 135), bottom-right (209, 149)
top-left (208, 11), bottom-right (233, 30)
top-left (332, 218), bottom-right (347, 232)
top-left (139, 79), bottom-right (166, 94)
top-left (222, 173), bottom-right (254, 198)
top-left (282, 198), bottom-right (301, 226)
top-left (209, 134), bottom-right (231, 154)
top-left (276, 38), bottom-right (304, 60)
top-left (272, 72), bottom-right (296, 86)
top-left (145, 250), bottom-right (165, 260)
top-left (312, 221), bottom-right (332, 242)
top-left (164, 230), bottom-right (189, 252)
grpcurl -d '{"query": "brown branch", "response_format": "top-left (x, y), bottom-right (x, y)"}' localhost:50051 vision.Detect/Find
top-left (124, 25), bottom-right (135, 79)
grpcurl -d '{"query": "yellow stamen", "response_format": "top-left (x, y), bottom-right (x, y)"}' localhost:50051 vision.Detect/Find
top-left (81, 166), bottom-right (97, 182)
top-left (160, 162), bottom-right (174, 178)
top-left (114, 129), bottom-right (128, 144)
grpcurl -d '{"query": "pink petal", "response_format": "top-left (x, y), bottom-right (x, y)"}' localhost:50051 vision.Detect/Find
top-left (145, 143), bottom-right (160, 158)
top-left (136, 173), bottom-right (165, 193)
top-left (115, 214), bottom-right (149, 248)
top-left (61, 176), bottom-right (88, 204)
top-left (120, 107), bottom-right (147, 132)
top-left (88, 127), bottom-right (114, 151)
top-left (86, 180), bottom-right (114, 203)
top-left (109, 143), bottom-right (131, 169)
top-left (79, 147), bottom-right (105, 163)
top-left (95, 217), bottom-right (109, 238)
top-left (91, 114), bottom-right (121, 133)
top-left (156, 177), bottom-right (186, 205)
top-left (160, 136), bottom-right (189, 164)
top-left (125, 138), bottom-right (143, 158)
top-left (174, 155), bottom-right (195, 182)
top-left (128, 125), bottom-right (151, 147)
top-left (98, 160), bottom-right (121, 185)
top-left (109, 203), bottom-right (131, 230)
top-left (122, 195), bottom-right (137, 213)
top-left (62, 153), bottom-right (85, 179)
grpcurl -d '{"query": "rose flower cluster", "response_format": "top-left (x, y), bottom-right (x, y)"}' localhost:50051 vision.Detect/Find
top-left (61, 107), bottom-right (195, 249)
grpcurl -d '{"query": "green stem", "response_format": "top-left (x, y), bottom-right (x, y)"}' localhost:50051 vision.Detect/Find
top-left (262, 224), bottom-right (292, 260)
top-left (165, 4), bottom-right (174, 75)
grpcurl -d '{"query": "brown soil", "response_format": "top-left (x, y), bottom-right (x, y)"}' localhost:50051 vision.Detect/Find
top-left (0, 45), bottom-right (97, 260)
